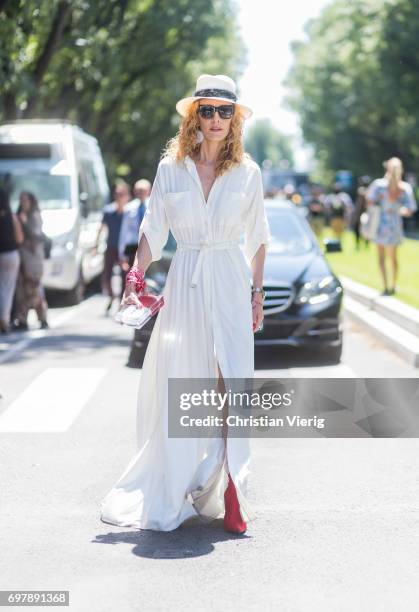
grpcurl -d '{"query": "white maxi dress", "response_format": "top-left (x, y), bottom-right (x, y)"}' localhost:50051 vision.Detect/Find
top-left (100, 154), bottom-right (271, 531)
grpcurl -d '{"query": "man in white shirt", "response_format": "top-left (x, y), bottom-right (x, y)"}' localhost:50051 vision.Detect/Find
top-left (118, 178), bottom-right (151, 283)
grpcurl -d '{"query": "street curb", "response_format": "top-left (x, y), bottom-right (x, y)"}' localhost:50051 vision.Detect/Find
top-left (341, 276), bottom-right (419, 337)
top-left (344, 295), bottom-right (419, 368)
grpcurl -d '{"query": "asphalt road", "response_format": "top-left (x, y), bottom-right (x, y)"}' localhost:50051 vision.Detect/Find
top-left (1, 294), bottom-right (419, 611)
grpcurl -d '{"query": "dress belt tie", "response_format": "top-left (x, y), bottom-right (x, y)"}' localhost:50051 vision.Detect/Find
top-left (177, 240), bottom-right (239, 288)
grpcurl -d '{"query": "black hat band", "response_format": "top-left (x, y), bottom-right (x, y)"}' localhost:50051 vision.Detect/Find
top-left (194, 88), bottom-right (237, 102)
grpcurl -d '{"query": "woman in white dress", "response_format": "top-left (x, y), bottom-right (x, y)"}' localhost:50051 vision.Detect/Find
top-left (100, 74), bottom-right (271, 534)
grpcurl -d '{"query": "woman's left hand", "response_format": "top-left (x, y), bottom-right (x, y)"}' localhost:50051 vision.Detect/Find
top-left (252, 297), bottom-right (264, 332)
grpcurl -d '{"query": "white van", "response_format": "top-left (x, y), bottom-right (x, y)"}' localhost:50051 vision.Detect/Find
top-left (0, 120), bottom-right (110, 304)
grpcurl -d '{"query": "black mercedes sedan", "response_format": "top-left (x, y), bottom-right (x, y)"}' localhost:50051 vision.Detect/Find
top-left (252, 200), bottom-right (343, 361)
top-left (129, 199), bottom-right (343, 365)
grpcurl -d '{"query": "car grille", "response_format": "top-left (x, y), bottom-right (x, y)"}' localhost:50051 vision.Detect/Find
top-left (263, 282), bottom-right (294, 315)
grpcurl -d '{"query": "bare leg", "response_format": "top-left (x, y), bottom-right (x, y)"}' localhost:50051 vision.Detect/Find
top-left (387, 245), bottom-right (398, 291)
top-left (34, 284), bottom-right (48, 324)
top-left (377, 244), bottom-right (388, 291)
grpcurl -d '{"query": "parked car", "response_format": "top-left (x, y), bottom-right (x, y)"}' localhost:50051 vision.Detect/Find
top-left (252, 200), bottom-right (343, 361)
top-left (131, 199), bottom-right (343, 364)
top-left (0, 120), bottom-right (110, 304)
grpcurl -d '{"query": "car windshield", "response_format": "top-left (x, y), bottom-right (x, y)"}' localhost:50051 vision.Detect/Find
top-left (266, 205), bottom-right (314, 255)
top-left (0, 173), bottom-right (72, 211)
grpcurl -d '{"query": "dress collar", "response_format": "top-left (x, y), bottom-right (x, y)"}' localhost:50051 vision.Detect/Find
top-left (184, 155), bottom-right (220, 206)
top-left (184, 154), bottom-right (195, 174)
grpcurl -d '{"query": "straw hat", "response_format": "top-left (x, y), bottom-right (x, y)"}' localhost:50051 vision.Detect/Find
top-left (175, 73), bottom-right (253, 119)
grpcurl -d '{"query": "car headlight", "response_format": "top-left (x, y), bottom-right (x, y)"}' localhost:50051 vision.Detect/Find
top-left (295, 275), bottom-right (342, 305)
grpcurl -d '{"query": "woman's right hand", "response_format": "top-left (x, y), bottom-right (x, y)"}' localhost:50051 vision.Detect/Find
top-left (118, 264), bottom-right (147, 312)
top-left (119, 282), bottom-right (141, 310)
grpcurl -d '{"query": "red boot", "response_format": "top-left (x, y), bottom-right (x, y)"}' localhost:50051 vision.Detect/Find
top-left (223, 472), bottom-right (247, 534)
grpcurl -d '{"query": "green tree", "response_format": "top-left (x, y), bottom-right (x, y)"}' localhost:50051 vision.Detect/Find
top-left (244, 118), bottom-right (294, 167)
top-left (0, 0), bottom-right (245, 183)
top-left (285, 0), bottom-right (419, 179)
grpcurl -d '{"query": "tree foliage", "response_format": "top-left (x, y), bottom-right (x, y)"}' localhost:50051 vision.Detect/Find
top-left (244, 118), bottom-right (294, 168)
top-left (0, 0), bottom-right (245, 183)
top-left (285, 0), bottom-right (419, 178)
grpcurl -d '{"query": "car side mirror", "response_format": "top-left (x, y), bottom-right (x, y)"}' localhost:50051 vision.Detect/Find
top-left (323, 238), bottom-right (342, 253)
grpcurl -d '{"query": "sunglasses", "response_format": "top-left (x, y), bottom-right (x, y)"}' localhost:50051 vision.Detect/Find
top-left (198, 104), bottom-right (235, 119)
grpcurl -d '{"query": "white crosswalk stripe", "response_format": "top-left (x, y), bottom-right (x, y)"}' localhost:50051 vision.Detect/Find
top-left (0, 295), bottom-right (100, 366)
top-left (0, 367), bottom-right (107, 432)
top-left (0, 361), bottom-right (356, 434)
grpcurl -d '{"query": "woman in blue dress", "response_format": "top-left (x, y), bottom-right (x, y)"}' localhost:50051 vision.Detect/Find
top-left (366, 157), bottom-right (417, 295)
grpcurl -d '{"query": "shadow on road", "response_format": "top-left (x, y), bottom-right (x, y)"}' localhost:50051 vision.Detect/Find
top-left (255, 345), bottom-right (342, 369)
top-left (0, 331), bottom-right (131, 365)
top-left (94, 517), bottom-right (250, 559)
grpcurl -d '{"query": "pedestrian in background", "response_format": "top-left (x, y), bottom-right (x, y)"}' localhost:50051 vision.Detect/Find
top-left (12, 191), bottom-right (49, 331)
top-left (307, 185), bottom-right (326, 237)
top-left (96, 180), bottom-right (131, 312)
top-left (118, 178), bottom-right (151, 286)
top-left (325, 182), bottom-right (353, 241)
top-left (366, 157), bottom-right (417, 296)
top-left (0, 188), bottom-right (23, 333)
top-left (353, 175), bottom-right (371, 250)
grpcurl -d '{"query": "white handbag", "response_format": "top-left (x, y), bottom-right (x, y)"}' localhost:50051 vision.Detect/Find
top-left (360, 205), bottom-right (381, 241)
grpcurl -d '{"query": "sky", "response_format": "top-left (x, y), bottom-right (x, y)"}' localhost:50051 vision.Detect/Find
top-left (237, 0), bottom-right (332, 170)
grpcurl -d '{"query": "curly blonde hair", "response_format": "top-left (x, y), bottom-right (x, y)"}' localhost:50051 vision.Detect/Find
top-left (162, 100), bottom-right (251, 176)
